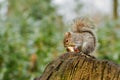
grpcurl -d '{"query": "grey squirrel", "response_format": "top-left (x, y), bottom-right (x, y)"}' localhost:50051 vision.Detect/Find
top-left (63, 17), bottom-right (97, 55)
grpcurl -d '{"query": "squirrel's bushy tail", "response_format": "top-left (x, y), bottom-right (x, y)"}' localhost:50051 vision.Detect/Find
top-left (72, 17), bottom-right (95, 32)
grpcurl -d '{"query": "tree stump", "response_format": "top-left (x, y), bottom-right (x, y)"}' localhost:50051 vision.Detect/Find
top-left (35, 52), bottom-right (120, 80)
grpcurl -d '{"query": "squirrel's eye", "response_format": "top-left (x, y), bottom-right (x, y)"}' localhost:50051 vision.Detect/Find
top-left (66, 40), bottom-right (68, 42)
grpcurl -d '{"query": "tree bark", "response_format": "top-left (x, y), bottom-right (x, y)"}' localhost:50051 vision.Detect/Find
top-left (35, 52), bottom-right (120, 80)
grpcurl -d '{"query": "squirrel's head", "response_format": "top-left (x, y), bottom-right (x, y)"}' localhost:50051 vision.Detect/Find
top-left (63, 32), bottom-right (75, 48)
top-left (63, 32), bottom-right (76, 52)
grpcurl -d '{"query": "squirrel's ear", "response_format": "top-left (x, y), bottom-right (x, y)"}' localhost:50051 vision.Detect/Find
top-left (65, 32), bottom-right (71, 37)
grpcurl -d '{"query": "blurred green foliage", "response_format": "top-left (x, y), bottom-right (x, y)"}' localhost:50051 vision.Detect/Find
top-left (0, 0), bottom-right (65, 80)
top-left (0, 0), bottom-right (120, 80)
top-left (97, 19), bottom-right (120, 63)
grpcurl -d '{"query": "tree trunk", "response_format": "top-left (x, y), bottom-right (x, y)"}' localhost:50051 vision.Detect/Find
top-left (113, 0), bottom-right (118, 20)
top-left (35, 52), bottom-right (120, 80)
